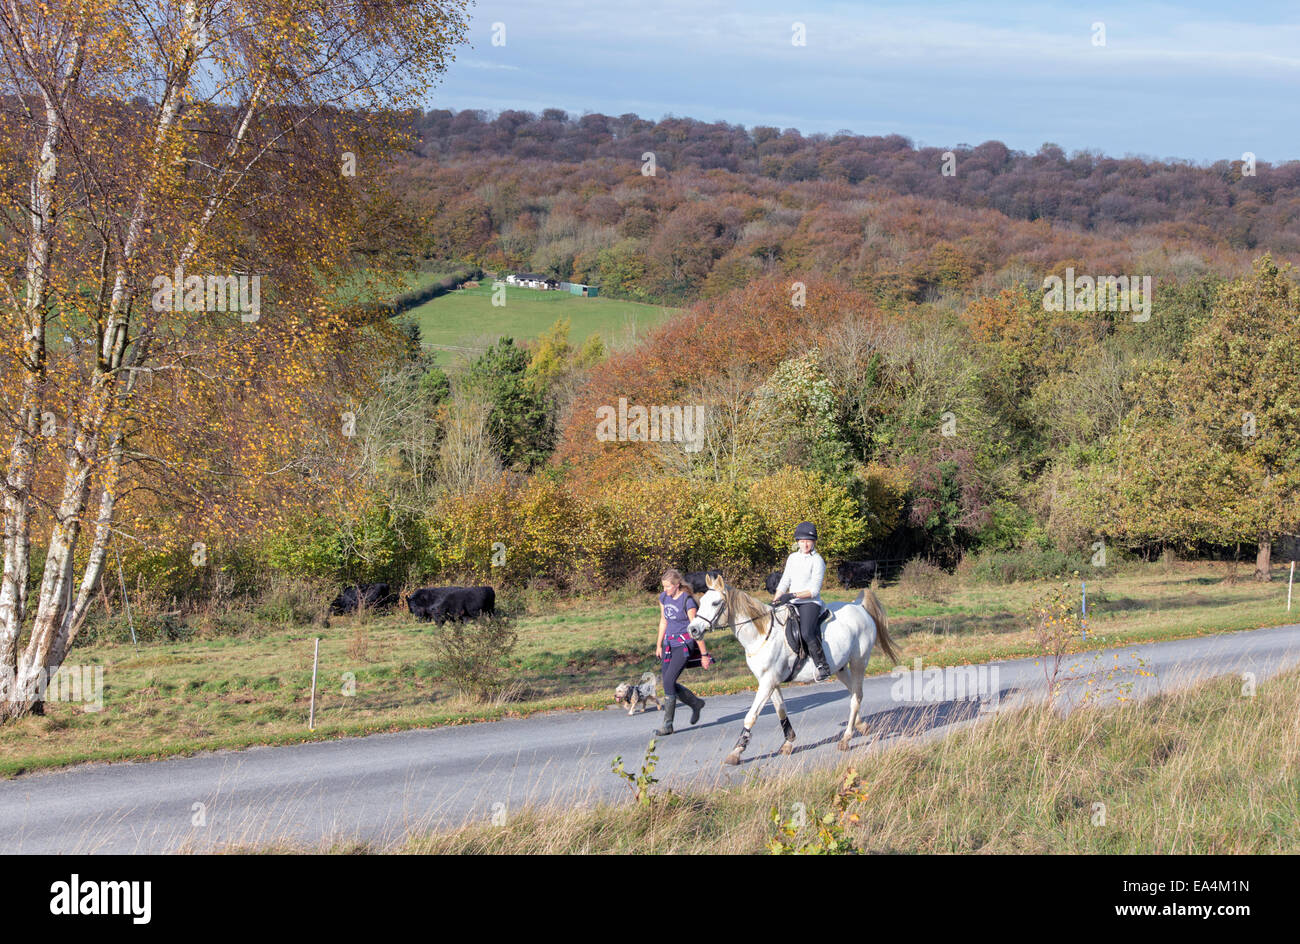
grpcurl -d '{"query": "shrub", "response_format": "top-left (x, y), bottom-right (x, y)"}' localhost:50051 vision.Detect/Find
top-left (253, 578), bottom-right (325, 626)
top-left (1029, 580), bottom-right (1087, 702)
top-left (428, 474), bottom-right (582, 586)
top-left (961, 546), bottom-right (1091, 585)
top-left (263, 518), bottom-right (346, 582)
top-left (427, 615), bottom-right (519, 700)
top-left (261, 497), bottom-right (429, 587)
top-left (748, 467), bottom-right (870, 561)
top-left (896, 558), bottom-right (948, 601)
top-left (426, 466), bottom-right (890, 590)
top-left (587, 476), bottom-right (766, 577)
top-left (855, 462), bottom-right (910, 541)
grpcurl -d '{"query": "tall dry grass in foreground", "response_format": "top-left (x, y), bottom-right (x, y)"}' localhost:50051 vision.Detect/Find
top-left (367, 667), bottom-right (1298, 854)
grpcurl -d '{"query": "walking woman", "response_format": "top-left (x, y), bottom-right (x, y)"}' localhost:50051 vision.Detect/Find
top-left (654, 568), bottom-right (711, 736)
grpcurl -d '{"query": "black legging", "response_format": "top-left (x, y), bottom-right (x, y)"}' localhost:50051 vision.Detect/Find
top-left (794, 600), bottom-right (821, 648)
top-left (661, 643), bottom-right (692, 697)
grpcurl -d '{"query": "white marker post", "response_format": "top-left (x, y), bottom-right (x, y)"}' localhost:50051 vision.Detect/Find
top-left (1081, 580), bottom-right (1087, 639)
top-left (309, 637), bottom-right (320, 730)
top-left (1288, 561), bottom-right (1295, 613)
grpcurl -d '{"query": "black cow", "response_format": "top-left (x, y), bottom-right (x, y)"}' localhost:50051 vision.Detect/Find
top-left (836, 560), bottom-right (878, 588)
top-left (330, 582), bottom-right (398, 615)
top-left (408, 585), bottom-right (496, 625)
top-left (764, 571), bottom-right (783, 595)
top-left (683, 570), bottom-right (722, 595)
top-left (407, 586), bottom-right (461, 622)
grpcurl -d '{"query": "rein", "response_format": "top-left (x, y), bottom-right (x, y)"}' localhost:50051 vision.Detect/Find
top-left (700, 590), bottom-right (789, 644)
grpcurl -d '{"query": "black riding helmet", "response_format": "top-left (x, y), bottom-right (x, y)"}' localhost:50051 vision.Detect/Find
top-left (793, 521), bottom-right (818, 542)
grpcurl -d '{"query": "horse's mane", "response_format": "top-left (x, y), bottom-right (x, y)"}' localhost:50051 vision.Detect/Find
top-left (725, 584), bottom-right (776, 637)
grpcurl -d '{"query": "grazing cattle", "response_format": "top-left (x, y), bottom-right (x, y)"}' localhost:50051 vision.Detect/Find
top-left (683, 570), bottom-right (723, 596)
top-left (764, 571), bottom-right (783, 595)
top-left (330, 583), bottom-right (398, 615)
top-left (406, 586), bottom-right (461, 622)
top-left (836, 560), bottom-right (878, 588)
top-left (408, 585), bottom-right (496, 625)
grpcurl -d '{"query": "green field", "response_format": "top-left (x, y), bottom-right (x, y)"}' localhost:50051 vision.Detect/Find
top-left (400, 282), bottom-right (680, 365)
top-left (2, 560), bottom-right (1295, 778)
top-left (332, 268), bottom-right (452, 306)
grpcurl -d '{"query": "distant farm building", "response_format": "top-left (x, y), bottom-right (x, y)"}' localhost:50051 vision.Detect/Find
top-left (558, 281), bottom-right (599, 297)
top-left (504, 272), bottom-right (558, 290)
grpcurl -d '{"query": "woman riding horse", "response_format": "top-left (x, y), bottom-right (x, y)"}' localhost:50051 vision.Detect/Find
top-left (772, 521), bottom-right (831, 681)
top-left (690, 572), bottom-right (900, 764)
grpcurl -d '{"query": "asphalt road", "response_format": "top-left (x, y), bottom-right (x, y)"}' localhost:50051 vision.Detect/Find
top-left (2, 623), bottom-right (1298, 853)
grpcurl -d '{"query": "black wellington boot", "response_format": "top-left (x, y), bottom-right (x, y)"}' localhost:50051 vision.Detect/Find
top-left (677, 686), bottom-right (705, 725)
top-left (655, 696), bottom-right (677, 736)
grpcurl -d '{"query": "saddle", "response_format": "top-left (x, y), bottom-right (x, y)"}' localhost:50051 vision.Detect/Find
top-left (781, 604), bottom-right (832, 683)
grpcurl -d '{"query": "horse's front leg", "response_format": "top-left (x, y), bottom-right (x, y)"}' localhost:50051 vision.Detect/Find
top-left (723, 676), bottom-right (776, 766)
top-left (770, 686), bottom-right (796, 755)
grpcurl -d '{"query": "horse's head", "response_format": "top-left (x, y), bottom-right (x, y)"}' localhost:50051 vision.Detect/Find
top-left (689, 572), bottom-right (728, 639)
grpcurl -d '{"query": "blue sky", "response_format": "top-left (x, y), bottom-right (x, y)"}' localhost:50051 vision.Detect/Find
top-left (430, 0), bottom-right (1299, 163)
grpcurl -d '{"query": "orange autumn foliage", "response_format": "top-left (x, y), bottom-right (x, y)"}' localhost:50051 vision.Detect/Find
top-left (555, 278), bottom-right (883, 483)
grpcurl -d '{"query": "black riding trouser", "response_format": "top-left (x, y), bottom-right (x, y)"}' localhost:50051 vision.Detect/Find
top-left (661, 643), bottom-right (691, 697)
top-left (795, 601), bottom-right (824, 659)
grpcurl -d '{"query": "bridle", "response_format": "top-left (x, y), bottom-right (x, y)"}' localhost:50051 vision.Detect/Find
top-left (694, 588), bottom-right (789, 641)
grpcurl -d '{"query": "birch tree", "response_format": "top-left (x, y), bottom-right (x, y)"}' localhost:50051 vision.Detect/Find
top-left (0, 0), bottom-right (470, 721)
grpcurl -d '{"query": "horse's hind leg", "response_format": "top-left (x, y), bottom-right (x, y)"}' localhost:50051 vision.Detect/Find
top-left (770, 686), bottom-right (796, 756)
top-left (840, 659), bottom-right (866, 750)
top-left (724, 677), bottom-right (775, 766)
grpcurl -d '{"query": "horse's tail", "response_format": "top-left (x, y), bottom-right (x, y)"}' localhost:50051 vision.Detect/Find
top-left (861, 588), bottom-right (900, 665)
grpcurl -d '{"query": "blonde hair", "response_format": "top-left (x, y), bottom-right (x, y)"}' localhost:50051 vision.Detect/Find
top-left (661, 568), bottom-right (687, 590)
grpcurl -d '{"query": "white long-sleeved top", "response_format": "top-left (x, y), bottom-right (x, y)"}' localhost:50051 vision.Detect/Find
top-left (775, 549), bottom-right (826, 605)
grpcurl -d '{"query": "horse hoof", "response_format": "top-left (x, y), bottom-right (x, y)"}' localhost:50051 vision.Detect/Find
top-left (837, 739), bottom-right (851, 751)
top-left (723, 752), bottom-right (741, 766)
top-left (854, 723), bottom-right (870, 736)
top-left (780, 741), bottom-right (794, 756)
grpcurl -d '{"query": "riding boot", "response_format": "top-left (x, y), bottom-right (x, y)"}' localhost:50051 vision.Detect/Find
top-left (676, 686), bottom-right (705, 725)
top-left (654, 696), bottom-right (677, 736)
top-left (805, 630), bottom-right (833, 682)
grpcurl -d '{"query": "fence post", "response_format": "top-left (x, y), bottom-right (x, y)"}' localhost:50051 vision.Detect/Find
top-left (1081, 580), bottom-right (1087, 639)
top-left (113, 545), bottom-right (138, 650)
top-left (309, 637), bottom-right (320, 730)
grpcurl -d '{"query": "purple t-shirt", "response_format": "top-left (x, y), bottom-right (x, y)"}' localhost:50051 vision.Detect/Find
top-left (659, 590), bottom-right (698, 646)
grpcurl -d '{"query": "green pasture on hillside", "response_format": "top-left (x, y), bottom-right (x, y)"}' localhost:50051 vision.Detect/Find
top-left (399, 282), bottom-right (679, 365)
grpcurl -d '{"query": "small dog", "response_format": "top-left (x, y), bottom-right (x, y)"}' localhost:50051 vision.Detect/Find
top-left (614, 673), bottom-right (661, 715)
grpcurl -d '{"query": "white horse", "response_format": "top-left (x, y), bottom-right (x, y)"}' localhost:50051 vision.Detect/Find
top-left (689, 573), bottom-right (900, 765)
